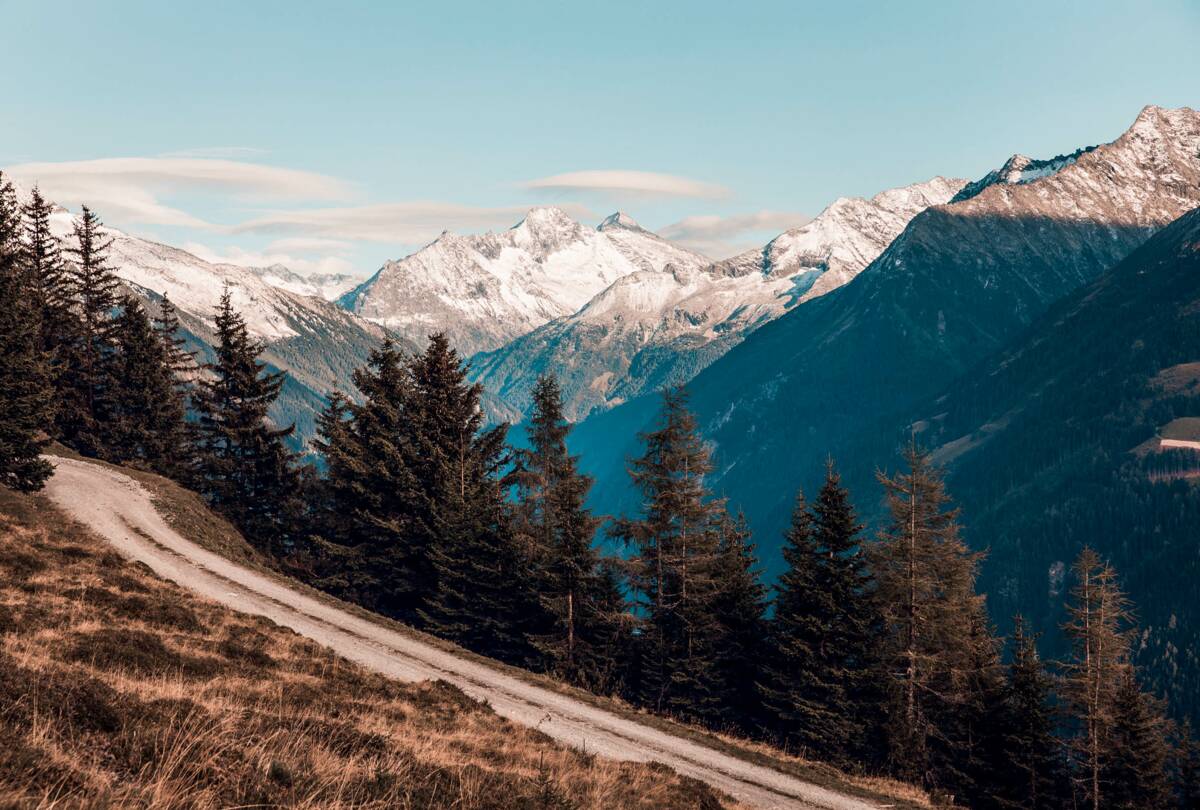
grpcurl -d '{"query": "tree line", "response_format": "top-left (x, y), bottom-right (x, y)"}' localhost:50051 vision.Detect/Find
top-left (1, 177), bottom-right (1197, 808)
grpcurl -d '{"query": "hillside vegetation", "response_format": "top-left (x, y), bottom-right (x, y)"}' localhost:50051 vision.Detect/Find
top-left (0, 486), bottom-right (737, 810)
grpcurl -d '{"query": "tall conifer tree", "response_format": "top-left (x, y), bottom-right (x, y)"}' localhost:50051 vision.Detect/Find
top-left (761, 463), bottom-right (879, 764)
top-left (986, 618), bottom-right (1067, 810)
top-left (1062, 547), bottom-right (1133, 810)
top-left (872, 440), bottom-right (989, 787)
top-left (0, 174), bottom-right (53, 491)
top-left (708, 510), bottom-right (769, 732)
top-left (1104, 669), bottom-right (1172, 810)
top-left (514, 374), bottom-right (622, 686)
top-left (314, 341), bottom-right (427, 620)
top-left (190, 287), bottom-right (299, 553)
top-left (408, 335), bottom-right (540, 664)
top-left (21, 187), bottom-right (75, 374)
top-left (58, 205), bottom-right (119, 455)
top-left (153, 292), bottom-right (195, 376)
top-left (108, 294), bottom-right (187, 467)
top-left (612, 386), bottom-right (723, 720)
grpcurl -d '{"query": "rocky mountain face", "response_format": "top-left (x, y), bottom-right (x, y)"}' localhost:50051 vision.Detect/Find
top-left (341, 207), bottom-right (708, 357)
top-left (42, 205), bottom-right (398, 452)
top-left (911, 206), bottom-right (1200, 723)
top-left (571, 105), bottom-right (1200, 572)
top-left (472, 177), bottom-right (965, 422)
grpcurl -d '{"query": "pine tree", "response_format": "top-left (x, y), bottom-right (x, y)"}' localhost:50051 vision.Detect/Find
top-left (708, 509), bottom-right (769, 732)
top-left (1104, 669), bottom-right (1172, 810)
top-left (514, 374), bottom-right (623, 687)
top-left (933, 605), bottom-right (1007, 806)
top-left (150, 293), bottom-right (195, 478)
top-left (987, 617), bottom-right (1067, 810)
top-left (1061, 547), bottom-right (1133, 810)
top-left (612, 386), bottom-right (723, 720)
top-left (107, 294), bottom-right (187, 467)
top-left (153, 292), bottom-right (196, 377)
top-left (761, 463), bottom-right (880, 764)
top-left (871, 440), bottom-right (989, 788)
top-left (190, 287), bottom-right (300, 553)
top-left (314, 340), bottom-right (429, 621)
top-left (21, 187), bottom-right (75, 376)
top-left (408, 334), bottom-right (541, 665)
top-left (58, 205), bottom-right (119, 456)
top-left (0, 174), bottom-right (53, 491)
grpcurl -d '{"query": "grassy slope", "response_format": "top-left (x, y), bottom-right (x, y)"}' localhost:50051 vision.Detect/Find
top-left (0, 485), bottom-right (738, 810)
top-left (37, 448), bottom-right (931, 809)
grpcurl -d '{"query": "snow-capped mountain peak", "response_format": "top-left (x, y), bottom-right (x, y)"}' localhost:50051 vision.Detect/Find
top-left (343, 206), bottom-right (710, 355)
top-left (598, 211), bottom-right (647, 233)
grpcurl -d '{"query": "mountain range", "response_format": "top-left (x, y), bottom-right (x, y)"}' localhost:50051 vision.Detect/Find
top-left (340, 206), bottom-right (709, 357)
top-left (471, 177), bottom-right (965, 422)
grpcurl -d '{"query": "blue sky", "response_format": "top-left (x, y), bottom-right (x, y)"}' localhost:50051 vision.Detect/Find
top-left (3, 0), bottom-right (1198, 275)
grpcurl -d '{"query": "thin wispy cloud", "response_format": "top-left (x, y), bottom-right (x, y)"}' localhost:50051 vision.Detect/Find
top-left (4, 157), bottom-right (351, 228)
top-left (660, 210), bottom-right (811, 259)
top-left (523, 170), bottom-right (730, 200)
top-left (233, 201), bottom-right (596, 244)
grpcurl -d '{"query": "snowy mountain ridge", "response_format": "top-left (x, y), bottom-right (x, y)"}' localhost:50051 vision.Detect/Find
top-left (471, 175), bottom-right (967, 422)
top-left (340, 206), bottom-right (711, 356)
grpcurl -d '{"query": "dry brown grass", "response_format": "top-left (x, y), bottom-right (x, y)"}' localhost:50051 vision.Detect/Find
top-left (0, 486), bottom-right (741, 810)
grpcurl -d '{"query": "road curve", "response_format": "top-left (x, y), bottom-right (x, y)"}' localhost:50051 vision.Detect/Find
top-left (43, 456), bottom-right (881, 810)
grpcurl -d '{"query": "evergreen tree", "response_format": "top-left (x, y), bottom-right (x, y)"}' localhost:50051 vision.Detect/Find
top-left (313, 343), bottom-right (427, 619)
top-left (987, 617), bottom-right (1067, 810)
top-left (190, 287), bottom-right (299, 553)
top-left (1061, 547), bottom-right (1133, 810)
top-left (1104, 669), bottom-right (1172, 810)
top-left (107, 294), bottom-right (187, 467)
top-left (0, 174), bottom-right (53, 491)
top-left (21, 186), bottom-right (75, 374)
top-left (408, 335), bottom-right (541, 665)
top-left (150, 293), bottom-right (196, 477)
top-left (933, 605), bottom-right (1007, 806)
top-left (708, 509), bottom-right (769, 732)
top-left (612, 386), bottom-right (723, 720)
top-left (514, 374), bottom-right (623, 687)
top-left (761, 463), bottom-right (880, 765)
top-left (58, 205), bottom-right (120, 456)
top-left (153, 292), bottom-right (196, 376)
top-left (871, 440), bottom-right (989, 789)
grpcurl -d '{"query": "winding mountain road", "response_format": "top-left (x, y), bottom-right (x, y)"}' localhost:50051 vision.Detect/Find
top-left (43, 456), bottom-right (881, 810)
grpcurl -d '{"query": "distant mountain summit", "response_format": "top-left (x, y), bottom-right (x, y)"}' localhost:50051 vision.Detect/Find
top-left (340, 207), bottom-right (709, 356)
top-left (472, 176), bottom-right (965, 422)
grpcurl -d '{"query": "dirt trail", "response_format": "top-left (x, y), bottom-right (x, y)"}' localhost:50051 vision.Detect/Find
top-left (44, 456), bottom-right (883, 810)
